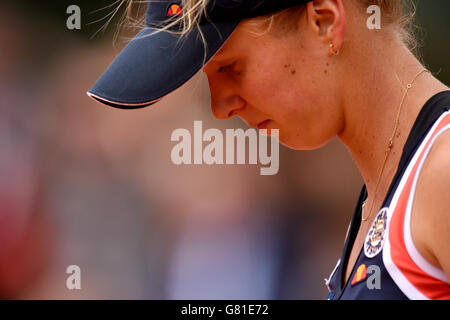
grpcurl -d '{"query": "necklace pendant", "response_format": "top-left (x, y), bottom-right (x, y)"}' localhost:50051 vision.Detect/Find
top-left (364, 207), bottom-right (389, 258)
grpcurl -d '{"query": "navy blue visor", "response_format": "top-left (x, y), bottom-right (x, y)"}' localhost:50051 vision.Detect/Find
top-left (87, 0), bottom-right (307, 109)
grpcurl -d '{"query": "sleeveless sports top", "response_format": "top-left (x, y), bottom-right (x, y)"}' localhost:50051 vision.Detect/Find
top-left (325, 90), bottom-right (450, 300)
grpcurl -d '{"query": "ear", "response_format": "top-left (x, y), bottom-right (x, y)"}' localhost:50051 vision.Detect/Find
top-left (305, 0), bottom-right (346, 54)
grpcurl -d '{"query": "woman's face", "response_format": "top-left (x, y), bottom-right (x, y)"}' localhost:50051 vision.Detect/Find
top-left (203, 17), bottom-right (345, 150)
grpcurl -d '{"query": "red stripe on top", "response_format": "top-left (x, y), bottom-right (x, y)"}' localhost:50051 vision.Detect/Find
top-left (389, 113), bottom-right (450, 300)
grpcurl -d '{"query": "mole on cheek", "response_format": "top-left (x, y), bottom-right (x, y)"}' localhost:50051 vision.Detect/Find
top-left (284, 63), bottom-right (296, 75)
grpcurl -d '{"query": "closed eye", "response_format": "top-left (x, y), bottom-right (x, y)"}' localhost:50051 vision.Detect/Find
top-left (217, 61), bottom-right (237, 74)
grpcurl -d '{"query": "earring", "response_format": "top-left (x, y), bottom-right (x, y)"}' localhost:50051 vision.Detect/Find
top-left (329, 43), bottom-right (340, 56)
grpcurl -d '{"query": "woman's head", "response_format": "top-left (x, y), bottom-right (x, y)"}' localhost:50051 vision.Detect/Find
top-left (202, 2), bottom-right (346, 150)
top-left (198, 0), bottom-right (416, 149)
top-left (115, 0), bottom-right (418, 150)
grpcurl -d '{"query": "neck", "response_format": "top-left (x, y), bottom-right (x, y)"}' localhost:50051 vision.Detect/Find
top-left (337, 37), bottom-right (448, 205)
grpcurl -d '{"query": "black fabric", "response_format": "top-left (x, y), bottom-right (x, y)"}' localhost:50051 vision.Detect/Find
top-left (204, 0), bottom-right (307, 21)
top-left (146, 0), bottom-right (308, 27)
top-left (326, 90), bottom-right (450, 300)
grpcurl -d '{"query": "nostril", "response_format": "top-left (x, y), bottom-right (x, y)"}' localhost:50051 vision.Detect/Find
top-left (211, 96), bottom-right (245, 120)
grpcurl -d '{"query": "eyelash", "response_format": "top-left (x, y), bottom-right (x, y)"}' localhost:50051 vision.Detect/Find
top-left (217, 61), bottom-right (237, 74)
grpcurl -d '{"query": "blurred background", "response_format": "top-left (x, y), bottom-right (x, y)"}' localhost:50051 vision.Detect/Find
top-left (0, 0), bottom-right (448, 299)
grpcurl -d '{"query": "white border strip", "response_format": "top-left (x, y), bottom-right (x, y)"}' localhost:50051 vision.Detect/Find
top-left (404, 120), bottom-right (450, 282)
top-left (382, 111), bottom-right (450, 299)
top-left (86, 91), bottom-right (161, 107)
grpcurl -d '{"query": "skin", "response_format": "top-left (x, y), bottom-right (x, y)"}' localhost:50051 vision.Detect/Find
top-left (202, 0), bottom-right (450, 286)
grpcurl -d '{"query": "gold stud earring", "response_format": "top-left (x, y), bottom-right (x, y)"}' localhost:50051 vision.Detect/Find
top-left (329, 43), bottom-right (340, 56)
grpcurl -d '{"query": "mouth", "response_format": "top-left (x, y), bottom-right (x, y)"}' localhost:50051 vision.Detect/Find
top-left (241, 116), bottom-right (273, 129)
top-left (257, 119), bottom-right (272, 130)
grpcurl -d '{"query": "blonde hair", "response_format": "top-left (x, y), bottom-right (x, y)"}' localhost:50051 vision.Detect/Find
top-left (116, 0), bottom-right (419, 51)
top-left (117, 0), bottom-right (210, 37)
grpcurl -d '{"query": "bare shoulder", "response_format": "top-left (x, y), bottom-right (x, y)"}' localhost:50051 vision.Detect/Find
top-left (412, 129), bottom-right (450, 277)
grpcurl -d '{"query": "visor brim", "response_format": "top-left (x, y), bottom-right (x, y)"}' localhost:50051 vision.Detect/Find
top-left (87, 20), bottom-right (240, 109)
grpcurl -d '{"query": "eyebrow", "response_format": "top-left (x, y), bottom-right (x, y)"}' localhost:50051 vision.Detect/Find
top-left (212, 46), bottom-right (230, 61)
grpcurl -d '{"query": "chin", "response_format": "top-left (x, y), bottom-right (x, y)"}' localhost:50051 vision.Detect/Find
top-left (280, 134), bottom-right (334, 151)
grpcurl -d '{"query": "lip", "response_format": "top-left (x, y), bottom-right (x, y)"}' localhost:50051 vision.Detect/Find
top-left (257, 119), bottom-right (272, 129)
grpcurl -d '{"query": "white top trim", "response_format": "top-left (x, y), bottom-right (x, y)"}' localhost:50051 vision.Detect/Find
top-left (403, 119), bottom-right (450, 282)
top-left (382, 111), bottom-right (450, 299)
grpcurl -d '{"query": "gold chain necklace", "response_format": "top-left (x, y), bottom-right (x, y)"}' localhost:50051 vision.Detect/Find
top-left (361, 69), bottom-right (430, 222)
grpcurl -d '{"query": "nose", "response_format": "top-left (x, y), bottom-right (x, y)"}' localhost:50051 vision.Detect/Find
top-left (211, 94), bottom-right (247, 120)
top-left (206, 76), bottom-right (246, 120)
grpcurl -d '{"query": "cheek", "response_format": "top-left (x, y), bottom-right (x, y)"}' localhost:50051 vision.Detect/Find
top-left (236, 55), bottom-right (342, 149)
top-left (273, 83), bottom-right (342, 149)
top-left (282, 100), bottom-right (343, 150)
top-left (240, 66), bottom-right (299, 116)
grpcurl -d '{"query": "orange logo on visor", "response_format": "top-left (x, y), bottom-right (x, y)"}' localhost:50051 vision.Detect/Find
top-left (168, 3), bottom-right (183, 16)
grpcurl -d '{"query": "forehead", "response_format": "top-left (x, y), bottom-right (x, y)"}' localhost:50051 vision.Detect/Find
top-left (210, 20), bottom-right (272, 60)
